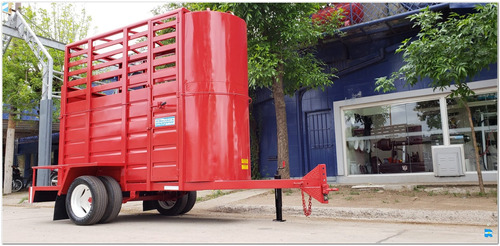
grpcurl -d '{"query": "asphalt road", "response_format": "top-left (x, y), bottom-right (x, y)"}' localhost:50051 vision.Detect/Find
top-left (2, 205), bottom-right (498, 244)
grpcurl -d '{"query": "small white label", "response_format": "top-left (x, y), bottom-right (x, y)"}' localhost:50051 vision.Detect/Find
top-left (155, 116), bottom-right (175, 127)
top-left (164, 186), bottom-right (179, 190)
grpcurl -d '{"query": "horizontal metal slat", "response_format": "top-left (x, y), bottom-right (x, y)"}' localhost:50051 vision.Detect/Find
top-left (129, 63), bottom-right (148, 74)
top-left (129, 53), bottom-right (148, 63)
top-left (92, 69), bottom-right (122, 82)
top-left (91, 80), bottom-right (122, 94)
top-left (152, 21), bottom-right (176, 32)
top-left (153, 77), bottom-right (176, 85)
top-left (153, 32), bottom-right (176, 43)
top-left (67, 77), bottom-right (87, 87)
top-left (129, 40), bottom-right (148, 51)
top-left (94, 49), bottom-right (122, 60)
top-left (67, 88), bottom-right (86, 98)
top-left (129, 73), bottom-right (148, 85)
top-left (129, 30), bottom-right (148, 40)
top-left (68, 58), bottom-right (88, 68)
top-left (68, 67), bottom-right (87, 77)
top-left (153, 67), bottom-right (176, 80)
top-left (93, 58), bottom-right (123, 70)
top-left (153, 56), bottom-right (176, 67)
top-left (94, 38), bottom-right (123, 51)
top-left (153, 43), bottom-right (176, 55)
top-left (69, 48), bottom-right (88, 58)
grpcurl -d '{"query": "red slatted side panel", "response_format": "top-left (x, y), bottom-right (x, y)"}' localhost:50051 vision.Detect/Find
top-left (60, 9), bottom-right (187, 191)
top-left (149, 12), bottom-right (181, 182)
top-left (126, 21), bottom-right (152, 185)
top-left (62, 40), bottom-right (90, 165)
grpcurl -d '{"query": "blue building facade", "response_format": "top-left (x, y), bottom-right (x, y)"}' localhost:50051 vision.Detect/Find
top-left (253, 3), bottom-right (498, 184)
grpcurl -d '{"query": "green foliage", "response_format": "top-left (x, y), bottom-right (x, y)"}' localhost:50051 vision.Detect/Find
top-left (2, 3), bottom-right (92, 120)
top-left (2, 39), bottom-right (41, 115)
top-left (153, 3), bottom-right (341, 95)
top-left (375, 3), bottom-right (497, 98)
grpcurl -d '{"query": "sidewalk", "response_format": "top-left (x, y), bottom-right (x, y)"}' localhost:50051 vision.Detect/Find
top-left (204, 185), bottom-right (498, 226)
top-left (3, 184), bottom-right (498, 226)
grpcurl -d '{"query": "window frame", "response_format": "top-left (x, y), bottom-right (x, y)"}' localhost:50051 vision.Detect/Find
top-left (334, 79), bottom-right (498, 177)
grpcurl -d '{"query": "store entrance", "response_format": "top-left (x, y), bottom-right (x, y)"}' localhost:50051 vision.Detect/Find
top-left (305, 110), bottom-right (337, 176)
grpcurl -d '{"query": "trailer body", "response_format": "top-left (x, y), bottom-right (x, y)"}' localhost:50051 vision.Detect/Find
top-left (30, 8), bottom-right (333, 225)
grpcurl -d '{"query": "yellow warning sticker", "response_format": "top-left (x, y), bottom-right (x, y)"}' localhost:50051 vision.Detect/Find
top-left (241, 159), bottom-right (248, 164)
top-left (241, 164), bottom-right (249, 170)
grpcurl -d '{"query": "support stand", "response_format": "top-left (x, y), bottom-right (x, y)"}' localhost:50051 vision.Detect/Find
top-left (273, 170), bottom-right (285, 222)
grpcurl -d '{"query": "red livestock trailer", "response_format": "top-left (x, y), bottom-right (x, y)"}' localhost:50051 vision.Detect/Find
top-left (30, 8), bottom-right (335, 225)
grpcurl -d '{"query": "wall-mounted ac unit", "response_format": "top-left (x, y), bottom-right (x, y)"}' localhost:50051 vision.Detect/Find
top-left (432, 145), bottom-right (466, 177)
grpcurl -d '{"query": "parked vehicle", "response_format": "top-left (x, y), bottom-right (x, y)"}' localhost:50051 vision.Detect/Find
top-left (30, 8), bottom-right (334, 225)
top-left (12, 166), bottom-right (23, 192)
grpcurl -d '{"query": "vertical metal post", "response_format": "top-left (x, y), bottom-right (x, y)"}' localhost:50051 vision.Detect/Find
top-left (274, 161), bottom-right (285, 222)
top-left (440, 96), bottom-right (450, 146)
top-left (36, 98), bottom-right (52, 186)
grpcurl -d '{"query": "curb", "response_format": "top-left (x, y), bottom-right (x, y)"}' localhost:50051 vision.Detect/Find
top-left (212, 204), bottom-right (498, 226)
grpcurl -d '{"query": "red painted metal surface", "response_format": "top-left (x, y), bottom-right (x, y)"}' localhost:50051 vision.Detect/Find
top-left (31, 8), bottom-right (333, 206)
top-left (312, 3), bottom-right (364, 26)
top-left (183, 11), bottom-right (250, 183)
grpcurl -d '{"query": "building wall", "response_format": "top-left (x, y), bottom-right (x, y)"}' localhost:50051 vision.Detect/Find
top-left (253, 39), bottom-right (498, 182)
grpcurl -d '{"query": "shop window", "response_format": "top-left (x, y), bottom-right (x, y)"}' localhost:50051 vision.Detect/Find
top-left (447, 93), bottom-right (498, 171)
top-left (344, 99), bottom-right (442, 175)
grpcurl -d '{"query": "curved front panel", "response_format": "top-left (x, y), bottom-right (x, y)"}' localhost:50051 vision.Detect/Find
top-left (183, 11), bottom-right (250, 182)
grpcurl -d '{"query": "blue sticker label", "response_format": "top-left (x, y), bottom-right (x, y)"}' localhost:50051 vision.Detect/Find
top-left (155, 116), bottom-right (175, 127)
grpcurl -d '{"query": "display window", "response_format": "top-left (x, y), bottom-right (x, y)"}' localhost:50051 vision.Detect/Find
top-left (447, 93), bottom-right (498, 171)
top-left (343, 91), bottom-right (498, 175)
top-left (344, 100), bottom-right (442, 174)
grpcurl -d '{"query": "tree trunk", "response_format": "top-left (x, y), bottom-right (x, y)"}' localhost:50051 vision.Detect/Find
top-left (271, 63), bottom-right (290, 179)
top-left (463, 101), bottom-right (485, 193)
top-left (3, 113), bottom-right (16, 194)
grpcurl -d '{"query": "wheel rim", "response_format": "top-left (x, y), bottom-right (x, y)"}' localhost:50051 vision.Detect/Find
top-left (70, 184), bottom-right (93, 218)
top-left (51, 175), bottom-right (58, 186)
top-left (12, 180), bottom-right (22, 191)
top-left (158, 200), bottom-right (176, 209)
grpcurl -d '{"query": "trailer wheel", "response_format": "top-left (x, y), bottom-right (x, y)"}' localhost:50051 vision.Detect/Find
top-left (179, 191), bottom-right (197, 214)
top-left (66, 176), bottom-right (108, 225)
top-left (98, 176), bottom-right (122, 223)
top-left (155, 192), bottom-right (188, 216)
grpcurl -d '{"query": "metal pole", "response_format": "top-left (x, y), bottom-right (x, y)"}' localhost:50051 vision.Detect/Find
top-left (273, 163), bottom-right (285, 222)
top-left (36, 98), bottom-right (52, 186)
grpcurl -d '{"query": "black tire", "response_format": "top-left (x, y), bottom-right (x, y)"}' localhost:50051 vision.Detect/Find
top-left (179, 191), bottom-right (197, 214)
top-left (66, 176), bottom-right (108, 225)
top-left (155, 192), bottom-right (188, 216)
top-left (98, 176), bottom-right (122, 223)
top-left (12, 179), bottom-right (23, 192)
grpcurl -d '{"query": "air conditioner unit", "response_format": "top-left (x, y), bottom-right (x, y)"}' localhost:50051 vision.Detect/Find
top-left (432, 145), bottom-right (466, 177)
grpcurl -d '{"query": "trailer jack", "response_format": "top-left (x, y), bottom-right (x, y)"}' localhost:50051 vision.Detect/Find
top-left (272, 164), bottom-right (338, 221)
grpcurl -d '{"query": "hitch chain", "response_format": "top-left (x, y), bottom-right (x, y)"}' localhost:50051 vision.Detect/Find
top-left (301, 189), bottom-right (313, 217)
